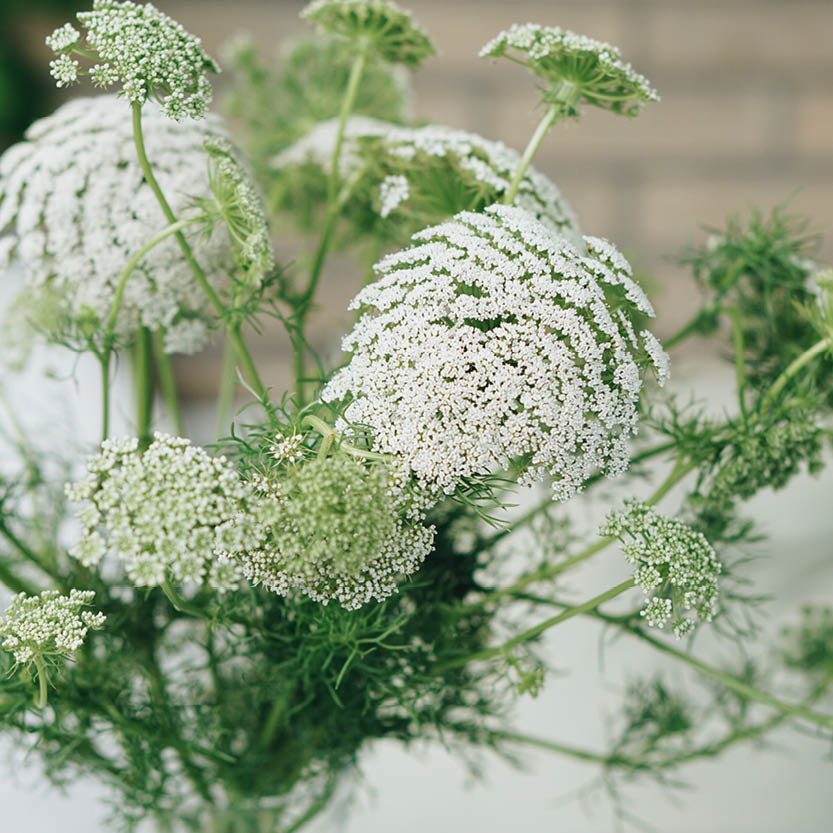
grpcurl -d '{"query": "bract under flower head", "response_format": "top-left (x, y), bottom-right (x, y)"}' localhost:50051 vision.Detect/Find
top-left (323, 204), bottom-right (667, 500)
top-left (601, 500), bottom-right (722, 638)
top-left (273, 117), bottom-right (580, 243)
top-left (301, 0), bottom-right (436, 68)
top-left (66, 434), bottom-right (264, 592)
top-left (0, 95), bottom-right (257, 354)
top-left (46, 0), bottom-right (218, 120)
top-left (480, 23), bottom-right (658, 117)
top-left (0, 590), bottom-right (105, 665)
top-left (241, 452), bottom-right (435, 610)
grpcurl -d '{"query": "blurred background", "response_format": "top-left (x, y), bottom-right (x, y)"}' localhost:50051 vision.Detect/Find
top-left (1, 1), bottom-right (832, 831)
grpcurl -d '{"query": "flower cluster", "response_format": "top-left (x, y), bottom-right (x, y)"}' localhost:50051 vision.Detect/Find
top-left (0, 590), bottom-right (105, 665)
top-left (274, 118), bottom-right (580, 240)
top-left (323, 204), bottom-right (667, 499)
top-left (301, 0), bottom-right (436, 67)
top-left (200, 136), bottom-right (275, 286)
top-left (0, 95), bottom-right (251, 354)
top-left (378, 174), bottom-right (410, 218)
top-left (480, 24), bottom-right (658, 117)
top-left (241, 452), bottom-right (435, 610)
top-left (601, 500), bottom-right (722, 638)
top-left (46, 0), bottom-right (219, 120)
top-left (66, 434), bottom-right (265, 592)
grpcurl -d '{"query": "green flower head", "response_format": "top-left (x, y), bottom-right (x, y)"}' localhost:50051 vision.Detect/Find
top-left (301, 0), bottom-right (436, 68)
top-left (46, 0), bottom-right (219, 120)
top-left (480, 23), bottom-right (658, 117)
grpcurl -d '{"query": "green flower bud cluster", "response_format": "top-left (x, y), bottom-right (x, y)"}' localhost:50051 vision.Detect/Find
top-left (0, 590), bottom-right (105, 666)
top-left (601, 500), bottom-right (722, 638)
top-left (301, 0), bottom-right (436, 68)
top-left (46, 0), bottom-right (219, 120)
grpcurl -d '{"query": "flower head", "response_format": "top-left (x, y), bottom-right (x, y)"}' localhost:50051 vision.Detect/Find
top-left (0, 95), bottom-right (258, 354)
top-left (66, 434), bottom-right (262, 592)
top-left (240, 452), bottom-right (435, 610)
top-left (47, 0), bottom-right (218, 120)
top-left (301, 0), bottom-right (436, 68)
top-left (0, 590), bottom-right (105, 666)
top-left (480, 23), bottom-right (658, 117)
top-left (323, 204), bottom-right (667, 499)
top-left (601, 500), bottom-right (722, 638)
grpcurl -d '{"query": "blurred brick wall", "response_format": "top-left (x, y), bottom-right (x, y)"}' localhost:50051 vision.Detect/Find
top-left (15, 0), bottom-right (833, 400)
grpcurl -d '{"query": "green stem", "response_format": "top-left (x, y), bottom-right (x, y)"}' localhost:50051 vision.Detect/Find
top-left (160, 578), bottom-right (207, 620)
top-left (762, 338), bottom-right (830, 405)
top-left (99, 353), bottom-right (110, 443)
top-left (33, 654), bottom-right (48, 709)
top-left (0, 560), bottom-right (39, 595)
top-left (131, 102), bottom-right (268, 403)
top-left (134, 327), bottom-right (153, 448)
top-left (504, 103), bottom-right (558, 204)
top-left (0, 520), bottom-right (58, 581)
top-left (301, 414), bottom-right (390, 462)
top-left (437, 579), bottom-right (635, 672)
top-left (215, 337), bottom-right (238, 440)
top-left (152, 330), bottom-right (184, 435)
top-left (727, 308), bottom-right (748, 422)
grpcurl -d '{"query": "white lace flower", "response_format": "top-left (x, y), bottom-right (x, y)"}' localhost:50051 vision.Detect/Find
top-left (0, 590), bottom-right (105, 665)
top-left (66, 434), bottom-right (261, 593)
top-left (0, 95), bottom-right (259, 354)
top-left (273, 117), bottom-right (580, 241)
top-left (47, 0), bottom-right (219, 120)
top-left (480, 23), bottom-right (658, 117)
top-left (240, 453), bottom-right (435, 610)
top-left (601, 500), bottom-right (722, 638)
top-left (379, 174), bottom-right (410, 218)
top-left (323, 204), bottom-right (667, 500)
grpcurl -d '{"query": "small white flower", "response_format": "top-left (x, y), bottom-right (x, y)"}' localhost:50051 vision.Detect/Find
top-left (48, 54), bottom-right (80, 87)
top-left (379, 174), bottom-right (410, 218)
top-left (45, 23), bottom-right (81, 52)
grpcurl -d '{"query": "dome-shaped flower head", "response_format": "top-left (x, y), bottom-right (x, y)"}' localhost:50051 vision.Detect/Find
top-left (273, 118), bottom-right (580, 243)
top-left (0, 95), bottom-right (267, 354)
top-left (601, 500), bottom-right (722, 638)
top-left (66, 434), bottom-right (266, 592)
top-left (301, 0), bottom-right (436, 68)
top-left (0, 590), bottom-right (105, 666)
top-left (480, 23), bottom-right (658, 117)
top-left (241, 452), bottom-right (435, 610)
top-left (45, 0), bottom-right (218, 120)
top-left (323, 204), bottom-right (668, 500)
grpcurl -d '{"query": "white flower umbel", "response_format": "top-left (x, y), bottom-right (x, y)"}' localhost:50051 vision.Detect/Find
top-left (301, 0), bottom-right (436, 68)
top-left (601, 500), bottom-right (722, 638)
top-left (0, 590), bottom-right (105, 666)
top-left (273, 118), bottom-right (581, 241)
top-left (241, 453), bottom-right (435, 610)
top-left (66, 434), bottom-right (262, 592)
top-left (480, 23), bottom-right (658, 117)
top-left (323, 204), bottom-right (668, 500)
top-left (46, 0), bottom-right (218, 120)
top-left (0, 95), bottom-right (250, 354)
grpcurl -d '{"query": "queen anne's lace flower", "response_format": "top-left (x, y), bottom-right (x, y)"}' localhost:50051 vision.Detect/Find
top-left (601, 500), bottom-right (722, 638)
top-left (0, 95), bottom-right (259, 354)
top-left (323, 204), bottom-right (667, 499)
top-left (241, 453), bottom-right (435, 610)
top-left (0, 590), bottom-right (105, 665)
top-left (274, 117), bottom-right (580, 241)
top-left (480, 23), bottom-right (658, 117)
top-left (301, 0), bottom-right (436, 68)
top-left (66, 434), bottom-right (263, 592)
top-left (46, 0), bottom-right (218, 120)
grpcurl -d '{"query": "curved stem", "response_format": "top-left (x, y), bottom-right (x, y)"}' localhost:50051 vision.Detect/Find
top-left (0, 560), bottom-right (39, 596)
top-left (152, 330), bottom-right (184, 435)
top-left (301, 414), bottom-right (391, 462)
top-left (762, 338), bottom-right (829, 405)
top-left (131, 102), bottom-right (268, 403)
top-left (504, 104), bottom-right (558, 205)
top-left (33, 654), bottom-right (48, 709)
top-left (134, 327), bottom-right (153, 448)
top-left (437, 578), bottom-right (635, 672)
top-left (160, 578), bottom-right (207, 620)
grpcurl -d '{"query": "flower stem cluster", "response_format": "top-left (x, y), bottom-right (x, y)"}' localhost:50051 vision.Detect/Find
top-left (601, 500), bottom-right (722, 638)
top-left (46, 0), bottom-right (219, 120)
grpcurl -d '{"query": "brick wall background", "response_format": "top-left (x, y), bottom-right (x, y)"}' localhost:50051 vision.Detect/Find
top-left (12, 0), bottom-right (833, 404)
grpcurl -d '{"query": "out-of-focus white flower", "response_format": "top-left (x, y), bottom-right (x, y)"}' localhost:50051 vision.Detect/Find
top-left (323, 204), bottom-right (667, 500)
top-left (0, 589), bottom-right (105, 665)
top-left (46, 0), bottom-right (218, 120)
top-left (0, 95), bottom-right (258, 354)
top-left (378, 174), bottom-right (410, 218)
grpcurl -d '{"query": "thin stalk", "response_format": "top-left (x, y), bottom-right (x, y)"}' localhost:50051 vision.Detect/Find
top-left (0, 560), bottom-right (40, 596)
top-left (727, 308), bottom-right (748, 422)
top-left (152, 330), bottom-right (184, 435)
top-left (301, 414), bottom-right (390, 462)
top-left (0, 520), bottom-right (58, 581)
top-left (99, 354), bottom-right (110, 443)
top-left (33, 654), bottom-right (48, 709)
top-left (131, 102), bottom-right (268, 402)
top-left (504, 103), bottom-right (558, 204)
top-left (134, 327), bottom-right (153, 448)
top-left (160, 578), bottom-right (208, 620)
top-left (762, 338), bottom-right (830, 405)
top-left (215, 338), bottom-right (238, 440)
top-left (437, 578), bottom-right (635, 671)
